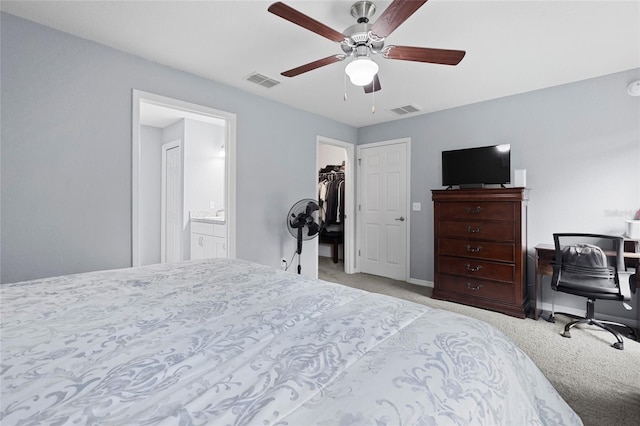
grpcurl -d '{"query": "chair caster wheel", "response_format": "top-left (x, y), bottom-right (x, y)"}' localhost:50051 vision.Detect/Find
top-left (561, 331), bottom-right (571, 338)
top-left (612, 342), bottom-right (624, 350)
top-left (547, 315), bottom-right (556, 323)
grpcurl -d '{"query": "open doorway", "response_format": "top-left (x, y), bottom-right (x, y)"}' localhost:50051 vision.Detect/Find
top-left (316, 137), bottom-right (355, 275)
top-left (132, 90), bottom-right (236, 266)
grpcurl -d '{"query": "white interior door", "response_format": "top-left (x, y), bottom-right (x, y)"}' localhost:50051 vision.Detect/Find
top-left (358, 140), bottom-right (408, 281)
top-left (161, 141), bottom-right (182, 263)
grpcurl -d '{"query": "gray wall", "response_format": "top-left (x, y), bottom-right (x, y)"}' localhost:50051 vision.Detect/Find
top-left (184, 119), bottom-right (226, 215)
top-left (358, 68), bottom-right (640, 321)
top-left (183, 119), bottom-right (226, 261)
top-left (139, 125), bottom-right (163, 265)
top-left (0, 13), bottom-right (357, 283)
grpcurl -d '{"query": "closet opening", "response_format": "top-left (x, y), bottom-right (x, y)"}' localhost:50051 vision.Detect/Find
top-left (316, 137), bottom-right (355, 275)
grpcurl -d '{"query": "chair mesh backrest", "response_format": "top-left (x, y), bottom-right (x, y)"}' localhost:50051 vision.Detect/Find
top-left (553, 234), bottom-right (623, 286)
top-left (553, 233), bottom-right (624, 271)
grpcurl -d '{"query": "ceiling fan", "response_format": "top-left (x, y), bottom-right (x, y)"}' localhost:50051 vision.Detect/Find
top-left (268, 0), bottom-right (466, 94)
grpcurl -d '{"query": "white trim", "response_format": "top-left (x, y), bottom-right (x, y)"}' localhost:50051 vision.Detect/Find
top-left (356, 137), bottom-right (412, 281)
top-left (132, 92), bottom-right (141, 266)
top-left (408, 278), bottom-right (433, 288)
top-left (225, 112), bottom-right (237, 260)
top-left (132, 89), bottom-right (237, 266)
top-left (540, 301), bottom-right (639, 329)
top-left (316, 136), bottom-right (356, 275)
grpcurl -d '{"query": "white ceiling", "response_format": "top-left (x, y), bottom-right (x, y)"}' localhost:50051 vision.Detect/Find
top-left (2, 0), bottom-right (639, 128)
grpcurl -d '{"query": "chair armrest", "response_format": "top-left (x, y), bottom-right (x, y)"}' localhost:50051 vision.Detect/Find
top-left (618, 271), bottom-right (632, 300)
top-left (550, 263), bottom-right (561, 290)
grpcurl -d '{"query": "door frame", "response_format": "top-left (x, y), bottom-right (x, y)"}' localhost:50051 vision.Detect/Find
top-left (132, 89), bottom-right (237, 266)
top-left (160, 140), bottom-right (182, 263)
top-left (356, 138), bottom-right (411, 279)
top-left (316, 136), bottom-right (356, 274)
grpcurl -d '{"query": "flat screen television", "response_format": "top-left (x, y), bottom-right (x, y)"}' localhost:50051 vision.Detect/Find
top-left (442, 144), bottom-right (511, 188)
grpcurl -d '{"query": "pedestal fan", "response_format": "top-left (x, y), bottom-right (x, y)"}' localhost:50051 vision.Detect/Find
top-left (287, 198), bottom-right (320, 274)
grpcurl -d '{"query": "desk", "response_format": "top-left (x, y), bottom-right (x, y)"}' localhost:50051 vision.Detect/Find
top-left (533, 241), bottom-right (640, 320)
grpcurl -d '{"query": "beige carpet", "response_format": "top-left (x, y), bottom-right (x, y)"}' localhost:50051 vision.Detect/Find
top-left (318, 257), bottom-right (640, 426)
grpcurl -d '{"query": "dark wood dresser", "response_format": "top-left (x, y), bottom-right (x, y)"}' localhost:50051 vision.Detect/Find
top-left (432, 188), bottom-right (529, 318)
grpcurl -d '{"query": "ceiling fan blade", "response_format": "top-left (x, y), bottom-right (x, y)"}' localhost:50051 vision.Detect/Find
top-left (268, 2), bottom-right (345, 42)
top-left (364, 74), bottom-right (382, 93)
top-left (281, 55), bottom-right (346, 77)
top-left (370, 0), bottom-right (428, 39)
top-left (383, 45), bottom-right (466, 65)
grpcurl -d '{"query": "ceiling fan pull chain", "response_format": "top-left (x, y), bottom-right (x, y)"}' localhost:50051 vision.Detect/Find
top-left (371, 87), bottom-right (376, 114)
top-left (344, 72), bottom-right (348, 101)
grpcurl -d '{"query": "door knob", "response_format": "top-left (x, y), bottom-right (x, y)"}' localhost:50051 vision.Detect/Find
top-left (395, 216), bottom-right (405, 222)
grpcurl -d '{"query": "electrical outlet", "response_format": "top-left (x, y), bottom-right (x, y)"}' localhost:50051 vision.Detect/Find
top-left (280, 258), bottom-right (287, 270)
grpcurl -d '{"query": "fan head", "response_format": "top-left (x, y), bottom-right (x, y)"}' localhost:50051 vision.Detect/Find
top-left (287, 199), bottom-right (321, 241)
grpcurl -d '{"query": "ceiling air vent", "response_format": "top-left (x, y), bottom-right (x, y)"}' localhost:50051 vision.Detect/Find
top-left (246, 72), bottom-right (280, 88)
top-left (390, 104), bottom-right (421, 115)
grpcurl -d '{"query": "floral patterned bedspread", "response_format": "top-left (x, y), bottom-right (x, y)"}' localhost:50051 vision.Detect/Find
top-left (1, 258), bottom-right (581, 425)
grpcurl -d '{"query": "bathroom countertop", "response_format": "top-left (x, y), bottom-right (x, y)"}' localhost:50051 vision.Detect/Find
top-left (190, 210), bottom-right (225, 224)
top-left (191, 216), bottom-right (225, 224)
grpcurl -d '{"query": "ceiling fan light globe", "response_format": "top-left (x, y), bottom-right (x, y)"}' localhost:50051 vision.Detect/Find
top-left (345, 57), bottom-right (378, 86)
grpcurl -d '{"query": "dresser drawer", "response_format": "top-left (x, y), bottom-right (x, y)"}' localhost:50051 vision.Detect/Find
top-left (438, 220), bottom-right (515, 241)
top-left (438, 202), bottom-right (515, 221)
top-left (436, 273), bottom-right (515, 304)
top-left (438, 238), bottom-right (515, 262)
top-left (438, 255), bottom-right (515, 283)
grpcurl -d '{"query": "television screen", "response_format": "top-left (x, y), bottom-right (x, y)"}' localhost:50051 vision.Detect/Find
top-left (442, 144), bottom-right (511, 187)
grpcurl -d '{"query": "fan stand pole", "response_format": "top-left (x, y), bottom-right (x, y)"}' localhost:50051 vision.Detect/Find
top-left (297, 227), bottom-right (303, 275)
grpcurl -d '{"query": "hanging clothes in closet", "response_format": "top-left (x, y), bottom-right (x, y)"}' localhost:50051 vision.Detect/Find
top-left (318, 165), bottom-right (345, 226)
top-left (318, 164), bottom-right (345, 263)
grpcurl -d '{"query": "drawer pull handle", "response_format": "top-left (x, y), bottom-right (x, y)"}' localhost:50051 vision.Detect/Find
top-left (467, 226), bottom-right (481, 233)
top-left (466, 206), bottom-right (482, 214)
top-left (466, 245), bottom-right (483, 253)
top-left (466, 283), bottom-right (484, 291)
top-left (465, 264), bottom-right (483, 272)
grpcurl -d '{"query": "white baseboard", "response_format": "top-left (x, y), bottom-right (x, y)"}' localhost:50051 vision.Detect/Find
top-left (408, 278), bottom-right (433, 288)
top-left (539, 302), bottom-right (639, 330)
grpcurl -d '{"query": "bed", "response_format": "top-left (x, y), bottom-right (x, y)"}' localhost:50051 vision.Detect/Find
top-left (1, 258), bottom-right (582, 425)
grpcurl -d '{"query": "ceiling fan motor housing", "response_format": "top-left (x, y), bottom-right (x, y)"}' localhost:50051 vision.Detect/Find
top-left (339, 0), bottom-right (383, 58)
top-left (341, 23), bottom-right (385, 56)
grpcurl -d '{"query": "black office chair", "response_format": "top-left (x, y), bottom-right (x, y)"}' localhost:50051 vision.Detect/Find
top-left (547, 233), bottom-right (637, 350)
